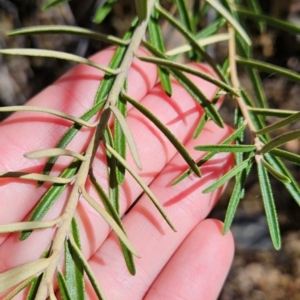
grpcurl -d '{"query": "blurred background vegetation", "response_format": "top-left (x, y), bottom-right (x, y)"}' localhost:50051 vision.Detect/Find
top-left (0, 1), bottom-right (300, 298)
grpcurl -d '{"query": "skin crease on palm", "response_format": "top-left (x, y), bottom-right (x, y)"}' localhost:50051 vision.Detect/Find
top-left (0, 47), bottom-right (235, 300)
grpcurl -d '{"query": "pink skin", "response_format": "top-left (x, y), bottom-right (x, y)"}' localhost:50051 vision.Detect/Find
top-left (0, 47), bottom-right (234, 299)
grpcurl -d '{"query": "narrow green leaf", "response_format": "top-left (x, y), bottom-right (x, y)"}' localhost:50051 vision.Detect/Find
top-left (172, 123), bottom-right (247, 185)
top-left (260, 129), bottom-right (300, 153)
top-left (175, 0), bottom-right (197, 59)
top-left (185, 17), bottom-right (228, 61)
top-left (82, 189), bottom-right (139, 257)
top-left (196, 18), bottom-right (226, 40)
top-left (122, 93), bottom-right (201, 177)
top-left (233, 108), bottom-right (245, 171)
top-left (155, 4), bottom-right (227, 82)
top-left (71, 218), bottom-right (81, 248)
top-left (195, 144), bottom-right (256, 152)
top-left (68, 239), bottom-right (106, 300)
top-left (246, 0), bottom-right (266, 32)
top-left (256, 112), bottom-right (300, 135)
top-left (270, 148), bottom-right (300, 166)
top-left (0, 259), bottom-right (50, 294)
top-left (119, 242), bottom-right (136, 275)
top-left (25, 148), bottom-right (86, 161)
top-left (222, 0), bottom-right (240, 21)
top-left (249, 107), bottom-right (297, 118)
top-left (193, 113), bottom-right (208, 139)
top-left (175, 0), bottom-right (199, 58)
top-left (247, 65), bottom-right (267, 108)
top-left (223, 162), bottom-right (253, 234)
top-left (57, 272), bottom-right (72, 300)
top-left (0, 105), bottom-right (96, 128)
top-left (257, 162), bottom-right (281, 250)
top-left (0, 171), bottom-right (74, 184)
top-left (93, 0), bottom-right (118, 24)
top-left (240, 88), bottom-right (267, 131)
top-left (137, 55), bottom-right (238, 96)
top-left (3, 277), bottom-right (33, 300)
top-left (42, 0), bottom-right (70, 10)
top-left (89, 170), bottom-right (136, 275)
top-left (110, 105), bottom-right (142, 170)
top-left (26, 276), bottom-right (42, 300)
top-left (142, 41), bottom-right (224, 128)
top-left (104, 127), bottom-right (120, 211)
top-left (26, 250), bottom-right (50, 300)
top-left (148, 7), bottom-right (172, 95)
top-left (193, 1), bottom-right (210, 25)
top-left (0, 220), bottom-right (58, 234)
top-left (64, 219), bottom-right (85, 300)
top-left (237, 57), bottom-right (300, 84)
top-left (135, 0), bottom-right (147, 21)
top-left (172, 70), bottom-right (224, 127)
top-left (42, 99), bottom-right (106, 177)
top-left (234, 108), bottom-right (245, 143)
top-left (221, 57), bottom-right (230, 79)
top-left (166, 33), bottom-right (230, 57)
top-left (114, 97), bottom-right (127, 184)
top-left (261, 158), bottom-right (291, 183)
top-left (89, 170), bottom-right (119, 222)
top-left (41, 20), bottom-right (137, 177)
top-left (237, 40), bottom-right (267, 108)
top-left (237, 8), bottom-right (300, 35)
top-left (264, 150), bottom-right (300, 205)
top-left (106, 144), bottom-right (176, 231)
top-left (205, 0), bottom-right (251, 45)
top-left (0, 49), bottom-right (119, 75)
top-left (94, 19), bottom-right (138, 104)
top-left (8, 26), bottom-right (128, 46)
top-left (20, 160), bottom-right (80, 240)
top-left (203, 158), bottom-right (251, 194)
top-left (175, 0), bottom-right (195, 34)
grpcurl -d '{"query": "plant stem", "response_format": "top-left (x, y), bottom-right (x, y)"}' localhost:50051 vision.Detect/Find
top-left (91, 0), bottom-right (156, 162)
top-left (35, 133), bottom-right (96, 299)
top-left (227, 18), bottom-right (263, 156)
top-left (227, 5), bottom-right (265, 166)
top-left (228, 26), bottom-right (254, 132)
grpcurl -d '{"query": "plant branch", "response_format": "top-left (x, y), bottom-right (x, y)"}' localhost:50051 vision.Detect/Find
top-left (91, 0), bottom-right (156, 163)
top-left (105, 0), bottom-right (155, 108)
top-left (35, 133), bottom-right (96, 298)
top-left (35, 1), bottom-right (156, 297)
top-left (227, 20), bottom-right (262, 156)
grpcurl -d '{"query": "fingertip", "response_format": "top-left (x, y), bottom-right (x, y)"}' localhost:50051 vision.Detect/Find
top-left (200, 218), bottom-right (235, 260)
top-left (145, 218), bottom-right (235, 300)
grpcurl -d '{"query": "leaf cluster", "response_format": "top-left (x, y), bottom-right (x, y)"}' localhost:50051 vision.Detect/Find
top-left (0, 0), bottom-right (300, 298)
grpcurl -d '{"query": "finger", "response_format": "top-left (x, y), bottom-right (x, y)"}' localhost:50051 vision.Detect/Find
top-left (145, 219), bottom-right (234, 300)
top-left (84, 121), bottom-right (234, 299)
top-left (0, 46), bottom-right (158, 245)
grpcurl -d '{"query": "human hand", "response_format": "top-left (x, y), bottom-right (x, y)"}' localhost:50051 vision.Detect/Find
top-left (0, 47), bottom-right (234, 299)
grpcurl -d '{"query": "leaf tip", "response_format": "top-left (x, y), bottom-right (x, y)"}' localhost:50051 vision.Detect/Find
top-left (202, 186), bottom-right (211, 194)
top-left (171, 178), bottom-right (180, 186)
top-left (273, 240), bottom-right (281, 251)
top-left (222, 226), bottom-right (229, 235)
top-left (19, 231), bottom-right (30, 241)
